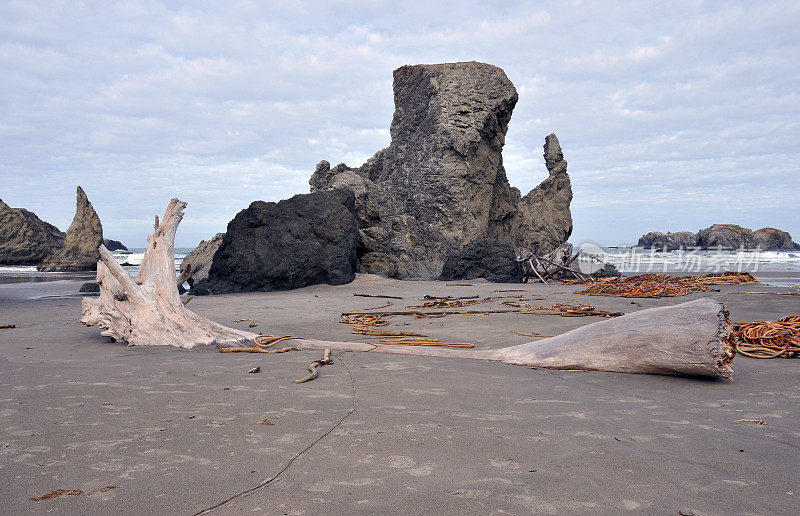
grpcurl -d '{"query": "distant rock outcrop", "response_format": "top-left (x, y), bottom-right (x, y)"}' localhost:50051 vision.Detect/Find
top-left (182, 233), bottom-right (224, 284)
top-left (194, 190), bottom-right (358, 294)
top-left (638, 225), bottom-right (799, 250)
top-left (102, 238), bottom-right (128, 251)
top-left (439, 237), bottom-right (522, 283)
top-left (0, 199), bottom-right (65, 265)
top-left (696, 224), bottom-right (756, 250)
top-left (753, 228), bottom-right (799, 250)
top-left (38, 186), bottom-right (103, 272)
top-left (310, 61), bottom-right (573, 280)
top-left (637, 231), bottom-right (698, 251)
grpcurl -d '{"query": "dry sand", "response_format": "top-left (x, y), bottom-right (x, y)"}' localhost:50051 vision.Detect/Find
top-left (1, 274), bottom-right (799, 514)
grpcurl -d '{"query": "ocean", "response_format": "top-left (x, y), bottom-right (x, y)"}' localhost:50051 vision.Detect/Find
top-left (597, 247), bottom-right (800, 288)
top-left (1, 246), bottom-right (798, 301)
top-left (0, 248), bottom-right (192, 301)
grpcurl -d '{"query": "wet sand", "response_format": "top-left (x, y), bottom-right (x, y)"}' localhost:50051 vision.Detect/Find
top-left (1, 275), bottom-right (799, 514)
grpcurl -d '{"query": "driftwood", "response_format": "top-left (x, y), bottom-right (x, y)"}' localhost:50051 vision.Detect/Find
top-left (295, 298), bottom-right (734, 378)
top-left (176, 262), bottom-right (193, 294)
top-left (354, 293), bottom-right (404, 300)
top-left (519, 243), bottom-right (578, 283)
top-left (538, 254), bottom-right (589, 282)
top-left (80, 199), bottom-right (252, 348)
top-left (81, 199), bottom-right (735, 378)
top-left (519, 244), bottom-right (591, 283)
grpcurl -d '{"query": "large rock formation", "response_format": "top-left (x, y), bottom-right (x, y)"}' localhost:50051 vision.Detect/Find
top-left (194, 190), bottom-right (358, 294)
top-left (753, 228), bottom-right (799, 250)
top-left (38, 186), bottom-right (103, 272)
top-left (182, 232), bottom-right (224, 283)
top-left (438, 237), bottom-right (523, 283)
top-left (310, 62), bottom-right (573, 279)
top-left (637, 231), bottom-right (698, 250)
top-left (0, 199), bottom-right (65, 265)
top-left (696, 224), bottom-right (756, 250)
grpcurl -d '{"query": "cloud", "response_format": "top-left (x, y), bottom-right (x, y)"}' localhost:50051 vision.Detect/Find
top-left (0, 0), bottom-right (798, 247)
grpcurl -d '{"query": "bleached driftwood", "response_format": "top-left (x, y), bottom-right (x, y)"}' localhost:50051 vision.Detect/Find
top-left (81, 199), bottom-right (735, 378)
top-left (293, 298), bottom-right (734, 379)
top-left (491, 298), bottom-right (734, 377)
top-left (80, 199), bottom-right (252, 348)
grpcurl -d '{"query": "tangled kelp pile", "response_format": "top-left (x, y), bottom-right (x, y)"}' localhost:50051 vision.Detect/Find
top-left (573, 272), bottom-right (760, 298)
top-left (733, 316), bottom-right (800, 358)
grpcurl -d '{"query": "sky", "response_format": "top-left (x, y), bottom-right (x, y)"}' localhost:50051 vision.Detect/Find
top-left (1, 1), bottom-right (798, 248)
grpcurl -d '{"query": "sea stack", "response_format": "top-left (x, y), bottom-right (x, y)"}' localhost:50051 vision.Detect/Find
top-left (510, 134), bottom-right (574, 254)
top-left (102, 238), bottom-right (128, 251)
top-left (637, 231), bottom-right (698, 251)
top-left (38, 186), bottom-right (103, 272)
top-left (310, 61), bottom-right (573, 279)
top-left (0, 199), bottom-right (65, 265)
top-left (753, 228), bottom-right (799, 250)
top-left (696, 224), bottom-right (756, 250)
top-left (195, 190), bottom-right (358, 294)
top-left (637, 225), bottom-right (799, 250)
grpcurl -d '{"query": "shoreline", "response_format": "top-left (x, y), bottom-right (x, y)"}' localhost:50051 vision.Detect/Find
top-left (1, 274), bottom-right (799, 513)
top-left (1, 270), bottom-right (797, 303)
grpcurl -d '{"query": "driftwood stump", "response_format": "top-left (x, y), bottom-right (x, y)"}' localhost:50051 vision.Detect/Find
top-left (81, 199), bottom-right (735, 378)
top-left (80, 199), bottom-right (252, 348)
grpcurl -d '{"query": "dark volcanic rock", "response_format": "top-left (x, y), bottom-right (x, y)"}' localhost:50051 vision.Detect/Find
top-left (439, 237), bottom-right (522, 283)
top-left (696, 224), bottom-right (756, 250)
top-left (753, 228), bottom-right (799, 250)
top-left (38, 187), bottom-right (103, 272)
top-left (182, 233), bottom-right (224, 283)
top-left (0, 199), bottom-right (65, 265)
top-left (79, 281), bottom-right (100, 293)
top-left (593, 263), bottom-right (622, 278)
top-left (637, 231), bottom-right (698, 250)
top-left (195, 190), bottom-right (358, 294)
top-left (310, 62), bottom-right (573, 279)
top-left (102, 238), bottom-right (127, 251)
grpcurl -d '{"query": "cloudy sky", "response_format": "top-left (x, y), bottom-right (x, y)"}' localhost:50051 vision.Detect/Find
top-left (2, 1), bottom-right (798, 247)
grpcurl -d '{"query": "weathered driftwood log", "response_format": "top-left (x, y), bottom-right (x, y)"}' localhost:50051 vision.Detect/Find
top-left (489, 298), bottom-right (734, 377)
top-left (290, 298), bottom-right (734, 379)
top-left (81, 199), bottom-right (735, 378)
top-left (80, 199), bottom-right (252, 348)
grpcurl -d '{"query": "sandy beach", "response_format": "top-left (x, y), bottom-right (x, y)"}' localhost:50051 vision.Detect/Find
top-left (1, 274), bottom-right (798, 514)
